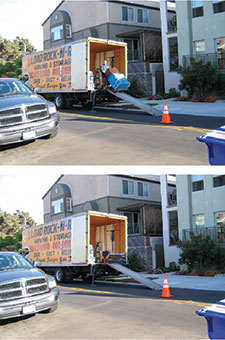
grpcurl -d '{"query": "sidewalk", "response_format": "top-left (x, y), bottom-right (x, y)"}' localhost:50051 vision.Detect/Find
top-left (101, 272), bottom-right (225, 292)
top-left (105, 98), bottom-right (225, 118)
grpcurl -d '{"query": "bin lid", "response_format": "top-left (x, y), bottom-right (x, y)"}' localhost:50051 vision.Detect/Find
top-left (197, 126), bottom-right (225, 143)
top-left (196, 300), bottom-right (225, 318)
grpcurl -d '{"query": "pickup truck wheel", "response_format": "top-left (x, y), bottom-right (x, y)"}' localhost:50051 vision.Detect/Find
top-left (54, 267), bottom-right (64, 283)
top-left (54, 94), bottom-right (64, 110)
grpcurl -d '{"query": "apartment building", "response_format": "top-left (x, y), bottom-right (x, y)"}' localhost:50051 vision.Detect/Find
top-left (161, 174), bottom-right (225, 266)
top-left (42, 0), bottom-right (175, 95)
top-left (42, 174), bottom-right (175, 269)
top-left (160, 0), bottom-right (225, 92)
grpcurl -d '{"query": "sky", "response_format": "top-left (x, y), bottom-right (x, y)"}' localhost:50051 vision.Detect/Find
top-left (0, 168), bottom-right (61, 225)
top-left (0, 0), bottom-right (61, 51)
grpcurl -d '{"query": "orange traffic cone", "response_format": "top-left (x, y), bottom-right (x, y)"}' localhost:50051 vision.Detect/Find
top-left (160, 276), bottom-right (173, 298)
top-left (160, 102), bottom-right (172, 124)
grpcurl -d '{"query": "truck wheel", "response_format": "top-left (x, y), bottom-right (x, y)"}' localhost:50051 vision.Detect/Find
top-left (54, 94), bottom-right (64, 110)
top-left (54, 267), bottom-right (65, 283)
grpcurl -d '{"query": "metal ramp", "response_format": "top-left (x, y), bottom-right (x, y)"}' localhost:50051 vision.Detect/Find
top-left (108, 263), bottom-right (161, 290)
top-left (107, 89), bottom-right (161, 116)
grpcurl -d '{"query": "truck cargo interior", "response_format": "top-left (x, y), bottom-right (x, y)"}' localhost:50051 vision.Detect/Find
top-left (89, 40), bottom-right (127, 88)
top-left (89, 214), bottom-right (127, 264)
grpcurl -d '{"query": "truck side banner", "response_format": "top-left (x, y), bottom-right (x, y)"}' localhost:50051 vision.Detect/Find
top-left (22, 46), bottom-right (72, 91)
top-left (22, 219), bottom-right (72, 264)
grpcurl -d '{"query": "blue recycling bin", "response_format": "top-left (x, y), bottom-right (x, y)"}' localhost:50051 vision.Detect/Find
top-left (197, 126), bottom-right (225, 165)
top-left (196, 300), bottom-right (225, 339)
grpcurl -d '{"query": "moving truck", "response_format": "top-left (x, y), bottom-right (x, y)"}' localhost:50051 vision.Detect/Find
top-left (22, 211), bottom-right (128, 284)
top-left (22, 37), bottom-right (128, 110)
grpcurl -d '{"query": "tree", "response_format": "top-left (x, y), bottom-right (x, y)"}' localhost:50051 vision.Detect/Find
top-left (177, 232), bottom-right (218, 274)
top-left (177, 59), bottom-right (219, 99)
top-left (0, 210), bottom-right (36, 251)
top-left (0, 36), bottom-right (35, 77)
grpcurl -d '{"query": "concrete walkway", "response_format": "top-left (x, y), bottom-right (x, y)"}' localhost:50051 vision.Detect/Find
top-left (112, 98), bottom-right (225, 118)
top-left (105, 272), bottom-right (225, 292)
top-left (145, 272), bottom-right (225, 292)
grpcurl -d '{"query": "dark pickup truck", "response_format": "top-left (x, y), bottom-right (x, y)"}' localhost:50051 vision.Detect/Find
top-left (0, 251), bottom-right (59, 320)
top-left (0, 78), bottom-right (59, 145)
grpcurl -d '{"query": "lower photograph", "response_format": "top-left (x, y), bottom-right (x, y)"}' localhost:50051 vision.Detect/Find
top-left (0, 172), bottom-right (225, 340)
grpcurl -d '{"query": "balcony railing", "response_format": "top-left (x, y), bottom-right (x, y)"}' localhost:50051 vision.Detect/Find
top-left (168, 189), bottom-right (177, 207)
top-left (182, 226), bottom-right (225, 244)
top-left (168, 15), bottom-right (177, 33)
top-left (182, 53), bottom-right (225, 70)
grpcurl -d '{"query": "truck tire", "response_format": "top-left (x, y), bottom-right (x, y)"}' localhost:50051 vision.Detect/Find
top-left (54, 94), bottom-right (64, 110)
top-left (54, 267), bottom-right (65, 283)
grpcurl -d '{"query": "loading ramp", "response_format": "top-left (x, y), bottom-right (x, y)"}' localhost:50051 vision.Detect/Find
top-left (108, 263), bottom-right (161, 290)
top-left (107, 89), bottom-right (161, 116)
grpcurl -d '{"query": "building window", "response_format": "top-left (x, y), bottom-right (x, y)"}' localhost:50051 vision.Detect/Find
top-left (194, 40), bottom-right (205, 55)
top-left (137, 9), bottom-right (148, 23)
top-left (137, 182), bottom-right (149, 197)
top-left (213, 175), bottom-right (225, 187)
top-left (52, 198), bottom-right (64, 214)
top-left (66, 24), bottom-right (72, 39)
top-left (169, 211), bottom-right (178, 245)
top-left (66, 198), bottom-right (72, 211)
top-left (192, 175), bottom-right (204, 192)
top-left (124, 212), bottom-right (141, 234)
top-left (169, 37), bottom-right (178, 71)
top-left (194, 214), bottom-right (205, 228)
top-left (213, 0), bottom-right (225, 13)
top-left (124, 39), bottom-right (140, 61)
top-left (215, 211), bottom-right (225, 243)
top-left (122, 180), bottom-right (134, 195)
top-left (51, 25), bottom-right (64, 41)
top-left (122, 6), bottom-right (134, 22)
top-left (215, 38), bottom-right (225, 69)
top-left (192, 0), bottom-right (204, 17)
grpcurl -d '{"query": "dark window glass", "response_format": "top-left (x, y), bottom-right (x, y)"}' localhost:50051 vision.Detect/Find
top-left (192, 180), bottom-right (204, 191)
top-left (192, 6), bottom-right (204, 17)
top-left (213, 1), bottom-right (225, 13)
top-left (213, 175), bottom-right (225, 187)
top-left (122, 7), bottom-right (128, 21)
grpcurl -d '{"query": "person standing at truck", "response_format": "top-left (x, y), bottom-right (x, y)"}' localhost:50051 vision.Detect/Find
top-left (100, 60), bottom-right (109, 89)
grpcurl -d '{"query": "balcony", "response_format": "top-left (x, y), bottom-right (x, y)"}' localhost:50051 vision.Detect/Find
top-left (182, 226), bottom-right (225, 244)
top-left (182, 53), bottom-right (225, 70)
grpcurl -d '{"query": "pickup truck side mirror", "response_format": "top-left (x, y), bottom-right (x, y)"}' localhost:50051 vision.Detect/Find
top-left (33, 260), bottom-right (41, 267)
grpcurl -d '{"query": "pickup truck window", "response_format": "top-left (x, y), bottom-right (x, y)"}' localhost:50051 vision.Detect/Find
top-left (0, 253), bottom-right (33, 270)
top-left (0, 79), bottom-right (33, 97)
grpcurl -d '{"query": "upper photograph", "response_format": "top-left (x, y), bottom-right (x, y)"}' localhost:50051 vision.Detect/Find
top-left (0, 0), bottom-right (224, 165)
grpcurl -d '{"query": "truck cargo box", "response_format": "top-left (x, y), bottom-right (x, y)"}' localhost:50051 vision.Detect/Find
top-left (22, 38), bottom-right (128, 94)
top-left (22, 211), bottom-right (128, 267)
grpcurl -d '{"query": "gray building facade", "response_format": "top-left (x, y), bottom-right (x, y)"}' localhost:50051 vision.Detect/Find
top-left (42, 174), bottom-right (175, 269)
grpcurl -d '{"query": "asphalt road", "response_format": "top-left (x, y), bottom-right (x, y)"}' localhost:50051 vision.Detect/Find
top-left (1, 281), bottom-right (219, 339)
top-left (0, 106), bottom-right (223, 165)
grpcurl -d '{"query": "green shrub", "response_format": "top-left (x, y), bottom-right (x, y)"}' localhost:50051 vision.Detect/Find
top-left (128, 252), bottom-right (143, 272)
top-left (169, 88), bottom-right (178, 98)
top-left (178, 59), bottom-right (219, 99)
top-left (129, 78), bottom-right (143, 98)
top-left (177, 232), bottom-right (218, 274)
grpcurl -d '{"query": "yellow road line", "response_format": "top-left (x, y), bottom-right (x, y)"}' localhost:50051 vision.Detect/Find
top-left (58, 111), bottom-right (210, 134)
top-left (58, 285), bottom-right (209, 308)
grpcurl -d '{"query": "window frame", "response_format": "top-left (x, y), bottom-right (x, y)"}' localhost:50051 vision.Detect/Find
top-left (51, 198), bottom-right (64, 214)
top-left (51, 25), bottom-right (64, 41)
top-left (122, 6), bottom-right (134, 22)
top-left (122, 179), bottom-right (135, 195)
top-left (137, 8), bottom-right (149, 23)
top-left (137, 182), bottom-right (149, 197)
